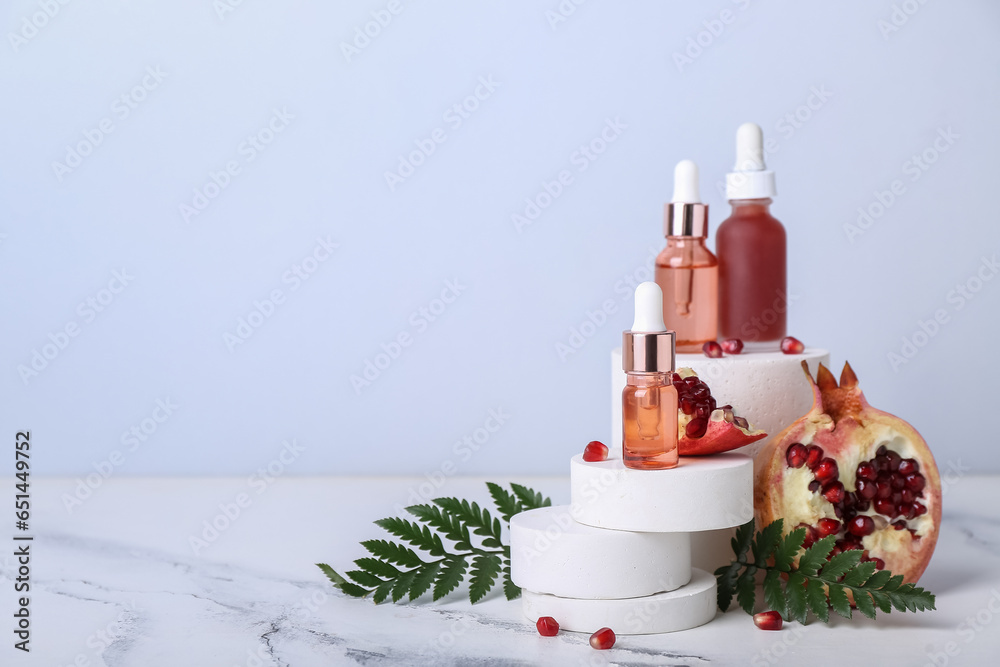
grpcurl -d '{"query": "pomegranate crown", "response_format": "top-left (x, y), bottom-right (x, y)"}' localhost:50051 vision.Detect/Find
top-left (802, 360), bottom-right (868, 423)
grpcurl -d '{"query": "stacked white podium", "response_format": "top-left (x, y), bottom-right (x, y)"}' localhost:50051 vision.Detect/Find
top-left (510, 453), bottom-right (753, 634)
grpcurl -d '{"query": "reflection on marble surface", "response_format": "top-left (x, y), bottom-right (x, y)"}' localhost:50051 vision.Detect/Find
top-left (7, 476), bottom-right (1000, 666)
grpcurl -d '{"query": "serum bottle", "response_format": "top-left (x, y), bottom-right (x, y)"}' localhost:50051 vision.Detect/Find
top-left (622, 282), bottom-right (678, 470)
top-left (717, 123), bottom-right (787, 349)
top-left (655, 160), bottom-right (718, 352)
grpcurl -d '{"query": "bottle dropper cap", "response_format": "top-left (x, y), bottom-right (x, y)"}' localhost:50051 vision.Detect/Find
top-left (725, 123), bottom-right (777, 200)
top-left (622, 282), bottom-right (676, 373)
top-left (664, 159), bottom-right (709, 237)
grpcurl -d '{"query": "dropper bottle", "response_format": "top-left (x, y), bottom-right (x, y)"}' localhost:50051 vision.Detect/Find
top-left (717, 123), bottom-right (787, 349)
top-left (654, 160), bottom-right (718, 352)
top-left (622, 282), bottom-right (678, 470)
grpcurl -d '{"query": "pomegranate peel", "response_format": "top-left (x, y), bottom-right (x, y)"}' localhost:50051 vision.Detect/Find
top-left (755, 361), bottom-right (941, 587)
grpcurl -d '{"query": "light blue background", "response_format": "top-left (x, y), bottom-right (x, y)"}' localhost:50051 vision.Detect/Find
top-left (2, 0), bottom-right (998, 478)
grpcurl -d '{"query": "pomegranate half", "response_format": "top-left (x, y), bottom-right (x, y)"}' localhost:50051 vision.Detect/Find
top-left (755, 362), bottom-right (941, 583)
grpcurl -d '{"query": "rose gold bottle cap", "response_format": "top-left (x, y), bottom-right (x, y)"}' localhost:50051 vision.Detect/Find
top-left (622, 282), bottom-right (676, 373)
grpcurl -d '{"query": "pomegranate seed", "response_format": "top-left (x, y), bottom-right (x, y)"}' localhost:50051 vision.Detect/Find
top-left (913, 502), bottom-right (927, 516)
top-left (536, 616), bottom-right (559, 636)
top-left (808, 480), bottom-right (821, 492)
top-left (856, 462), bottom-right (877, 481)
top-left (702, 341), bottom-right (723, 358)
top-left (785, 443), bottom-right (808, 468)
top-left (905, 473), bottom-right (925, 492)
top-left (898, 458), bottom-right (918, 475)
top-left (892, 520), bottom-right (907, 530)
top-left (876, 445), bottom-right (887, 456)
top-left (856, 478), bottom-right (877, 500)
top-left (875, 480), bottom-right (892, 499)
top-left (833, 505), bottom-right (844, 519)
top-left (871, 558), bottom-right (885, 570)
top-left (874, 498), bottom-right (897, 517)
top-left (685, 417), bottom-right (708, 439)
top-left (886, 451), bottom-right (902, 471)
top-left (817, 518), bottom-right (841, 537)
top-left (754, 611), bottom-right (783, 631)
top-left (848, 515), bottom-right (875, 537)
top-left (780, 336), bottom-right (805, 354)
top-left (875, 455), bottom-right (890, 473)
top-left (797, 523), bottom-right (819, 548)
top-left (582, 441), bottom-right (608, 462)
top-left (814, 458), bottom-right (839, 483)
top-left (805, 445), bottom-right (824, 469)
top-left (680, 397), bottom-right (694, 415)
top-left (855, 499), bottom-right (870, 512)
top-left (901, 489), bottom-right (915, 503)
top-left (721, 338), bottom-right (744, 354)
top-left (899, 502), bottom-right (915, 519)
top-left (822, 481), bottom-right (845, 504)
top-left (891, 475), bottom-right (905, 490)
top-left (589, 627), bottom-right (616, 650)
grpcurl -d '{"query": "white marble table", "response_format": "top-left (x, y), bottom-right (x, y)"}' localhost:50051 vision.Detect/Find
top-left (8, 475), bottom-right (1000, 666)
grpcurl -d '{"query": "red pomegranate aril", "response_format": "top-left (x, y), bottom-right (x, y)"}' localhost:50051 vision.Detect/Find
top-left (754, 611), bottom-right (783, 631)
top-left (855, 499), bottom-right (870, 512)
top-left (892, 520), bottom-right (906, 530)
top-left (898, 458), bottom-right (918, 475)
top-left (856, 478), bottom-right (877, 500)
top-left (874, 498), bottom-right (897, 517)
top-left (899, 503), bottom-right (915, 520)
top-left (685, 417), bottom-right (708, 439)
top-left (817, 518), bottom-right (841, 537)
top-left (905, 473), bottom-right (926, 492)
top-left (876, 444), bottom-right (888, 456)
top-left (876, 480), bottom-right (892, 499)
top-left (798, 523), bottom-right (819, 548)
top-left (886, 451), bottom-right (902, 471)
top-left (590, 627), bottom-right (616, 650)
top-left (703, 341), bottom-right (723, 358)
top-left (871, 558), bottom-right (886, 570)
top-left (805, 445), bottom-right (824, 469)
top-left (780, 336), bottom-right (805, 354)
top-left (913, 502), bottom-right (927, 516)
top-left (680, 397), bottom-right (694, 415)
top-left (891, 475), bottom-right (905, 490)
top-left (876, 455), bottom-right (890, 473)
top-left (536, 616), bottom-right (560, 636)
top-left (808, 480), bottom-right (821, 492)
top-left (901, 489), bottom-right (915, 503)
top-left (721, 338), bottom-right (744, 354)
top-left (582, 441), bottom-right (609, 462)
top-left (856, 462), bottom-right (877, 481)
top-left (814, 458), bottom-right (839, 483)
top-left (785, 443), bottom-right (808, 468)
top-left (822, 481), bottom-right (845, 504)
top-left (848, 515), bottom-right (875, 537)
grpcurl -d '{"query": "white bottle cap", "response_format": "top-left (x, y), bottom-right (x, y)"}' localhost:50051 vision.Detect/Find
top-left (671, 159), bottom-right (701, 204)
top-left (725, 122), bottom-right (777, 200)
top-left (631, 281), bottom-right (666, 332)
